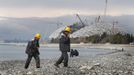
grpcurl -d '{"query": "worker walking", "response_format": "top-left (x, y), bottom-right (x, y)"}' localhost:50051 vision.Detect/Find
top-left (54, 27), bottom-right (71, 68)
top-left (25, 33), bottom-right (41, 69)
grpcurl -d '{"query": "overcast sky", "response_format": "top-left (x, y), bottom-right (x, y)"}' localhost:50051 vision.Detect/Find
top-left (0, 0), bottom-right (134, 18)
top-left (0, 0), bottom-right (134, 40)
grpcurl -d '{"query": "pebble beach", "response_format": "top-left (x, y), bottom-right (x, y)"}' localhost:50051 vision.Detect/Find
top-left (0, 46), bottom-right (134, 75)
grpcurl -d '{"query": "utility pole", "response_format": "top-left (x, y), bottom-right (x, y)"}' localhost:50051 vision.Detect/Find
top-left (112, 21), bottom-right (118, 35)
top-left (104, 0), bottom-right (108, 17)
top-left (112, 22), bottom-right (115, 35)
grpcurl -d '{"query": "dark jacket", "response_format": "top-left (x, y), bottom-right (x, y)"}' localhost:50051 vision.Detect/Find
top-left (25, 39), bottom-right (40, 55)
top-left (59, 34), bottom-right (70, 52)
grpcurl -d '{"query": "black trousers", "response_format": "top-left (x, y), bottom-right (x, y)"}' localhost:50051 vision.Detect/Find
top-left (25, 54), bottom-right (40, 69)
top-left (56, 52), bottom-right (68, 67)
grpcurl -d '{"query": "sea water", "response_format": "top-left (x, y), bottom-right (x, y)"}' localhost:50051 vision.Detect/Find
top-left (0, 44), bottom-right (114, 61)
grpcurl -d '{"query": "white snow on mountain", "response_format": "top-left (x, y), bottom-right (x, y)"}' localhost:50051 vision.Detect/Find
top-left (49, 26), bottom-right (66, 39)
top-left (49, 21), bottom-right (122, 39)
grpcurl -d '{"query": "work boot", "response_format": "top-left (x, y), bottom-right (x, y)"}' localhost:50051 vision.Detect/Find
top-left (36, 66), bottom-right (41, 68)
top-left (24, 67), bottom-right (28, 69)
top-left (63, 66), bottom-right (71, 68)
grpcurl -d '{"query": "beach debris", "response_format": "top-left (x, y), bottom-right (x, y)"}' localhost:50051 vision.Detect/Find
top-left (94, 63), bottom-right (101, 66)
top-left (124, 52), bottom-right (132, 57)
top-left (79, 65), bottom-right (92, 70)
top-left (27, 71), bottom-right (32, 75)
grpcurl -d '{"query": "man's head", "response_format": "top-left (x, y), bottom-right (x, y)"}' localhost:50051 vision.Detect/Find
top-left (35, 33), bottom-right (41, 40)
top-left (63, 27), bottom-right (71, 36)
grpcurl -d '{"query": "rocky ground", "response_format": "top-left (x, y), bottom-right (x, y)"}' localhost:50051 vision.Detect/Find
top-left (0, 49), bottom-right (134, 75)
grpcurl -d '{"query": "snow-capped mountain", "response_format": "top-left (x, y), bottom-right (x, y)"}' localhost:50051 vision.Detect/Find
top-left (49, 21), bottom-right (122, 39)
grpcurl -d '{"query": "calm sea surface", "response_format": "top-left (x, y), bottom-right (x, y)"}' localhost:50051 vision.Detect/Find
top-left (0, 44), bottom-right (114, 61)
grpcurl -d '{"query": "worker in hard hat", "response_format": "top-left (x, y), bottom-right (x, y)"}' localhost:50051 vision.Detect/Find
top-left (54, 26), bottom-right (71, 68)
top-left (25, 33), bottom-right (41, 69)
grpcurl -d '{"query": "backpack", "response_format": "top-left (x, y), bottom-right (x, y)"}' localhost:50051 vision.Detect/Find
top-left (25, 40), bottom-right (37, 54)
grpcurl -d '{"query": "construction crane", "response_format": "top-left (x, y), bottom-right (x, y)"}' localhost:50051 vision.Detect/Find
top-left (76, 14), bottom-right (85, 27)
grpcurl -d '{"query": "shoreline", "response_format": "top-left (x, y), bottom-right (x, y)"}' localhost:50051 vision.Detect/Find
top-left (1, 43), bottom-right (133, 49)
top-left (1, 43), bottom-right (133, 53)
top-left (41, 43), bottom-right (134, 50)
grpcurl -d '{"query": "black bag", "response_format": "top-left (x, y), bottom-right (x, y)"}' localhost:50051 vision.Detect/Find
top-left (25, 41), bottom-right (32, 54)
top-left (70, 49), bottom-right (79, 57)
top-left (74, 50), bottom-right (79, 56)
top-left (25, 41), bottom-right (37, 55)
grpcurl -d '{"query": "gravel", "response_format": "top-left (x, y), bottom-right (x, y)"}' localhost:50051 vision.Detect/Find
top-left (0, 50), bottom-right (134, 75)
